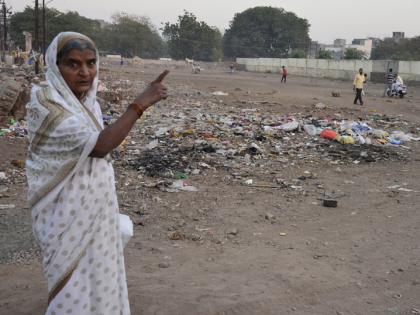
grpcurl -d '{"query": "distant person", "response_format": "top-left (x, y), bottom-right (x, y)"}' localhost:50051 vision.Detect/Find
top-left (383, 68), bottom-right (395, 96)
top-left (28, 49), bottom-right (34, 65)
top-left (281, 66), bottom-right (288, 83)
top-left (391, 73), bottom-right (404, 92)
top-left (362, 73), bottom-right (368, 96)
top-left (353, 68), bottom-right (366, 105)
top-left (12, 50), bottom-right (18, 64)
top-left (395, 73), bottom-right (404, 85)
top-left (229, 63), bottom-right (235, 74)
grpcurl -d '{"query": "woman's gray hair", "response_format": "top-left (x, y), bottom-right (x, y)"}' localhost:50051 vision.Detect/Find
top-left (56, 38), bottom-right (96, 64)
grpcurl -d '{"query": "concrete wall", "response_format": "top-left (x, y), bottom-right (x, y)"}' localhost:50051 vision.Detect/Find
top-left (236, 58), bottom-right (420, 83)
top-left (398, 61), bottom-right (420, 82)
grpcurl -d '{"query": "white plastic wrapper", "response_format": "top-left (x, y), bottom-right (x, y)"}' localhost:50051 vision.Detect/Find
top-left (119, 214), bottom-right (133, 248)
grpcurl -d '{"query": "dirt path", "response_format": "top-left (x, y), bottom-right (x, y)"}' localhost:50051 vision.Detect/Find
top-left (0, 64), bottom-right (419, 315)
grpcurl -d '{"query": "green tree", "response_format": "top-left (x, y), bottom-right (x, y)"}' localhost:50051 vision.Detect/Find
top-left (290, 49), bottom-right (306, 58)
top-left (10, 6), bottom-right (101, 51)
top-left (318, 49), bottom-right (332, 59)
top-left (104, 13), bottom-right (165, 58)
top-left (162, 11), bottom-right (222, 61)
top-left (223, 6), bottom-right (310, 58)
top-left (371, 37), bottom-right (420, 61)
top-left (344, 48), bottom-right (366, 60)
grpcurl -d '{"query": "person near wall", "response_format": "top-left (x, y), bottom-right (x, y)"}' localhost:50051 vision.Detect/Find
top-left (26, 32), bottom-right (168, 314)
top-left (362, 73), bottom-right (368, 96)
top-left (391, 73), bottom-right (404, 92)
top-left (281, 65), bottom-right (288, 83)
top-left (395, 73), bottom-right (404, 85)
top-left (353, 68), bottom-right (366, 105)
top-left (383, 68), bottom-right (395, 96)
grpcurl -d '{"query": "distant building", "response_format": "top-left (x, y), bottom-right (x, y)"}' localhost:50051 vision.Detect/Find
top-left (333, 39), bottom-right (346, 47)
top-left (323, 47), bottom-right (345, 60)
top-left (368, 37), bottom-right (381, 49)
top-left (308, 41), bottom-right (326, 59)
top-left (351, 38), bottom-right (364, 45)
top-left (384, 32), bottom-right (407, 43)
top-left (348, 38), bottom-right (373, 59)
top-left (321, 38), bottom-right (372, 60)
top-left (311, 33), bottom-right (406, 60)
top-left (392, 32), bottom-right (405, 39)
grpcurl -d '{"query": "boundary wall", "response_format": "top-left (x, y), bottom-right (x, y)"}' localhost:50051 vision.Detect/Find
top-left (236, 58), bottom-right (420, 83)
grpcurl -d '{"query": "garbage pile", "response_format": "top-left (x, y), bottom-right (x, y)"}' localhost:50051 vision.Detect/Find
top-left (97, 78), bottom-right (142, 116)
top-left (105, 82), bottom-right (420, 185)
top-left (0, 119), bottom-right (28, 138)
top-left (0, 72), bottom-right (30, 124)
top-left (303, 117), bottom-right (420, 146)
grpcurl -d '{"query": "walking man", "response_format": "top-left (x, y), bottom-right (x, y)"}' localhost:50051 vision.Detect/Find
top-left (281, 66), bottom-right (288, 83)
top-left (383, 68), bottom-right (395, 96)
top-left (353, 68), bottom-right (366, 105)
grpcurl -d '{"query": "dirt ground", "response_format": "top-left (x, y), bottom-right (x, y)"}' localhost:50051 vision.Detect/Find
top-left (0, 62), bottom-right (419, 315)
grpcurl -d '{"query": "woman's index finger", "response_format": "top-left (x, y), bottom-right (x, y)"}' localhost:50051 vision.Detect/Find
top-left (153, 70), bottom-right (170, 83)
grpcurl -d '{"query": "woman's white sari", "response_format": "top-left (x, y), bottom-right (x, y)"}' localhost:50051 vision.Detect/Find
top-left (26, 32), bottom-right (130, 314)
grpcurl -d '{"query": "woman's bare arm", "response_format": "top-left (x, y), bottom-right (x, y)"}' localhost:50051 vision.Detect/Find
top-left (89, 70), bottom-right (169, 158)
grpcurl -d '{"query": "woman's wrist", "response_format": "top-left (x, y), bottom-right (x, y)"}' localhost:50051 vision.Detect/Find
top-left (128, 103), bottom-right (145, 118)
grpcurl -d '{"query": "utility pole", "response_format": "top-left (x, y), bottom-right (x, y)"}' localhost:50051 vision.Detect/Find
top-left (42, 0), bottom-right (45, 55)
top-left (34, 0), bottom-right (39, 73)
top-left (34, 0), bottom-right (39, 51)
top-left (1, 1), bottom-right (12, 63)
top-left (0, 1), bottom-right (3, 62)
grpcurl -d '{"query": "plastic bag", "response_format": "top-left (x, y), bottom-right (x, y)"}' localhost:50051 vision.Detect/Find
top-left (280, 120), bottom-right (299, 132)
top-left (320, 129), bottom-right (338, 140)
top-left (119, 214), bottom-right (133, 248)
top-left (390, 130), bottom-right (412, 142)
top-left (304, 124), bottom-right (318, 136)
top-left (337, 135), bottom-right (355, 145)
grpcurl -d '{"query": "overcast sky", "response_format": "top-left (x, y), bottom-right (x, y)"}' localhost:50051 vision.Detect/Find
top-left (11, 0), bottom-right (420, 43)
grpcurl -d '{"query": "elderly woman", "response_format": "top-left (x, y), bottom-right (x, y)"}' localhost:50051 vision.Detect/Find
top-left (26, 32), bottom-right (168, 314)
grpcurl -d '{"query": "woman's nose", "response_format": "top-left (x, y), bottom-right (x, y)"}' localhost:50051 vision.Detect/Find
top-left (79, 65), bottom-right (89, 76)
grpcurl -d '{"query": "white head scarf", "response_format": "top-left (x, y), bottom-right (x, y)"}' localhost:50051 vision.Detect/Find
top-left (45, 32), bottom-right (101, 117)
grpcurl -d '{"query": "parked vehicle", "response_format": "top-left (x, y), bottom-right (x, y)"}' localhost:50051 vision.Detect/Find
top-left (387, 82), bottom-right (407, 98)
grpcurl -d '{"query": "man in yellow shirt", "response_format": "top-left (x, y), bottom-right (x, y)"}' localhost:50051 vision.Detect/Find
top-left (353, 68), bottom-right (366, 105)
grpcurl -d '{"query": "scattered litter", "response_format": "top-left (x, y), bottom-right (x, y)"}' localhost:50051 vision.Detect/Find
top-left (0, 204), bottom-right (15, 210)
top-left (169, 231), bottom-right (185, 241)
top-left (227, 228), bottom-right (239, 236)
top-left (211, 91), bottom-right (229, 96)
top-left (322, 199), bottom-right (338, 208)
top-left (11, 160), bottom-right (25, 169)
top-left (165, 180), bottom-right (198, 192)
top-left (244, 179), bottom-right (253, 186)
top-left (314, 102), bottom-right (326, 109)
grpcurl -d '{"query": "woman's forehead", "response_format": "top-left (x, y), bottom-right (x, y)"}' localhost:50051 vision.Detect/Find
top-left (62, 48), bottom-right (96, 60)
top-left (57, 34), bottom-right (95, 52)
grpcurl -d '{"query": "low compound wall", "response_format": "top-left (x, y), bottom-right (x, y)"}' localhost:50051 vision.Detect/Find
top-left (398, 61), bottom-right (420, 82)
top-left (236, 58), bottom-right (420, 83)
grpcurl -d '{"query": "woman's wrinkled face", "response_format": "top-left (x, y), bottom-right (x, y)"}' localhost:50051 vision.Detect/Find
top-left (57, 48), bottom-right (97, 100)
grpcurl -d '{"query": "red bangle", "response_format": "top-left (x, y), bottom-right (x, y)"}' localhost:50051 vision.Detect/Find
top-left (129, 103), bottom-right (144, 118)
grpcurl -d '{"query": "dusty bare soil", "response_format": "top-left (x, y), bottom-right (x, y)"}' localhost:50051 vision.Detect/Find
top-left (0, 62), bottom-right (419, 315)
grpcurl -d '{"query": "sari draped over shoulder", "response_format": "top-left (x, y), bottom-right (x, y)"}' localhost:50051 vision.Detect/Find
top-left (26, 32), bottom-right (130, 315)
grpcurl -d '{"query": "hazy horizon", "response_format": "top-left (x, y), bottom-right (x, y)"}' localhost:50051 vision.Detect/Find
top-left (10, 0), bottom-right (420, 44)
